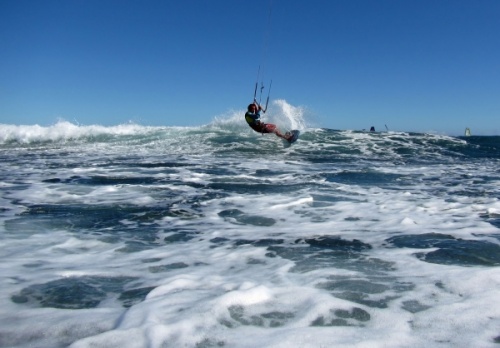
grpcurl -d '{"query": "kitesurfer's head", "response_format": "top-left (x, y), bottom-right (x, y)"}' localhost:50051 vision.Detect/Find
top-left (248, 103), bottom-right (257, 111)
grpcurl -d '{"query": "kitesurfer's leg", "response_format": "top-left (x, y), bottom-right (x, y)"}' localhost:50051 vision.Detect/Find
top-left (273, 128), bottom-right (291, 141)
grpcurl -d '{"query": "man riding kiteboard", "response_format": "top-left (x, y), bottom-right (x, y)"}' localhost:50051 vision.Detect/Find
top-left (245, 101), bottom-right (292, 141)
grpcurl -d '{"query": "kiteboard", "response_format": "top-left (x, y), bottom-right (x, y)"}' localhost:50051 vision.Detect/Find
top-left (286, 130), bottom-right (300, 144)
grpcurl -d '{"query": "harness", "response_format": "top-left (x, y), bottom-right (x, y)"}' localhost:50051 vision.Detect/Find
top-left (245, 111), bottom-right (271, 134)
top-left (245, 113), bottom-right (257, 125)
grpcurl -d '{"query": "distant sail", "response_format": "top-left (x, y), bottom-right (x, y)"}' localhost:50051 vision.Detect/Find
top-left (465, 128), bottom-right (471, 137)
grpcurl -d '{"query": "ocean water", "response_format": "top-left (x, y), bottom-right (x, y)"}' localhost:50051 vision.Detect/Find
top-left (1, 101), bottom-right (500, 348)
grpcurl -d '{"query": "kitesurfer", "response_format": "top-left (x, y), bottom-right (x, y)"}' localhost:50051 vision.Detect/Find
top-left (245, 101), bottom-right (291, 141)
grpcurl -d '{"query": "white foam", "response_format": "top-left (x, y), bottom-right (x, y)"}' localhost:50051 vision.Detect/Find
top-left (0, 120), bottom-right (158, 144)
top-left (1, 124), bottom-right (499, 347)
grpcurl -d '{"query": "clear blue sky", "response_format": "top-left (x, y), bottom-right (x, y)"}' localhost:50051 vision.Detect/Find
top-left (1, 0), bottom-right (499, 135)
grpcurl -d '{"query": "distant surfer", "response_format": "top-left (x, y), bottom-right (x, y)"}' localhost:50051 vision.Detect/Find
top-left (245, 101), bottom-right (292, 141)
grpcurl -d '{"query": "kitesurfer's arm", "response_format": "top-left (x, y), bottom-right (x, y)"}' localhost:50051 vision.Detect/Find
top-left (253, 100), bottom-right (265, 113)
top-left (245, 103), bottom-right (262, 125)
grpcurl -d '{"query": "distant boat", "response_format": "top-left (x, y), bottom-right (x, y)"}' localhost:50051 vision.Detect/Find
top-left (464, 128), bottom-right (471, 137)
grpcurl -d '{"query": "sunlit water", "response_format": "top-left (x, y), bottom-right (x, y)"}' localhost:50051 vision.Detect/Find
top-left (1, 101), bottom-right (499, 347)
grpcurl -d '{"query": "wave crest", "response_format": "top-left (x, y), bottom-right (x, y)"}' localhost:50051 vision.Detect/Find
top-left (0, 121), bottom-right (159, 145)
